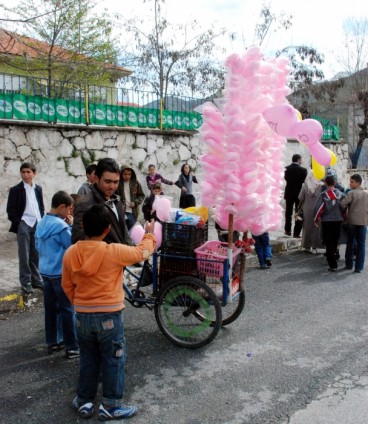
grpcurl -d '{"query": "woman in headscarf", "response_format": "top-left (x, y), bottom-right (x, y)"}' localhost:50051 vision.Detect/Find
top-left (298, 170), bottom-right (324, 252)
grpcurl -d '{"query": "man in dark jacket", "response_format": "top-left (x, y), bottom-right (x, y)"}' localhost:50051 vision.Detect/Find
top-left (284, 154), bottom-right (307, 237)
top-left (72, 158), bottom-right (133, 246)
top-left (7, 162), bottom-right (45, 294)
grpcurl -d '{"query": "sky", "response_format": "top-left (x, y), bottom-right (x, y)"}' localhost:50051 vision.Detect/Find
top-left (98, 0), bottom-right (366, 80)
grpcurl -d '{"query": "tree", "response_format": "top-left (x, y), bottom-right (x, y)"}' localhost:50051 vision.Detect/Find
top-left (118, 0), bottom-right (227, 105)
top-left (254, 4), bottom-right (325, 91)
top-left (339, 17), bottom-right (368, 168)
top-left (0, 0), bottom-right (122, 96)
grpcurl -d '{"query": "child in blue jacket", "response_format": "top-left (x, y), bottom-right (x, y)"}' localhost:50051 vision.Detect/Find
top-left (35, 191), bottom-right (79, 358)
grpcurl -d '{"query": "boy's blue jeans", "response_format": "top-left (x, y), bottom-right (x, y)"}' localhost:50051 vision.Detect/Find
top-left (252, 232), bottom-right (272, 267)
top-left (43, 275), bottom-right (78, 350)
top-left (76, 311), bottom-right (126, 408)
top-left (345, 224), bottom-right (367, 272)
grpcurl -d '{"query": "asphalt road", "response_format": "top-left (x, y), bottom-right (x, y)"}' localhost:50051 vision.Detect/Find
top-left (1, 248), bottom-right (368, 424)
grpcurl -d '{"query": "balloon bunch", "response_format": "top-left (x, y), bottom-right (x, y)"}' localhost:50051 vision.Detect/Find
top-left (200, 47), bottom-right (291, 235)
top-left (262, 104), bottom-right (337, 179)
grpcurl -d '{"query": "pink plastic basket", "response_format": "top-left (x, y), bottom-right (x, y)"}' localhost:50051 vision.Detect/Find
top-left (194, 241), bottom-right (241, 277)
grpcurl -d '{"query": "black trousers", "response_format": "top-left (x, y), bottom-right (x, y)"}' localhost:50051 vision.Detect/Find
top-left (322, 221), bottom-right (341, 269)
top-left (284, 196), bottom-right (303, 237)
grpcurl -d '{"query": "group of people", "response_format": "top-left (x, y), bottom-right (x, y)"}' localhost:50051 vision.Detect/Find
top-left (5, 154), bottom-right (367, 420)
top-left (77, 162), bottom-right (198, 231)
top-left (5, 158), bottom-right (170, 420)
top-left (284, 154), bottom-right (368, 273)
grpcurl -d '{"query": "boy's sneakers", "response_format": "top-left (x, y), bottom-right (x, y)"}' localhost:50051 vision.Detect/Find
top-left (21, 283), bottom-right (34, 295)
top-left (47, 343), bottom-right (64, 355)
top-left (266, 258), bottom-right (272, 267)
top-left (98, 404), bottom-right (138, 421)
top-left (72, 397), bottom-right (95, 418)
top-left (66, 349), bottom-right (80, 359)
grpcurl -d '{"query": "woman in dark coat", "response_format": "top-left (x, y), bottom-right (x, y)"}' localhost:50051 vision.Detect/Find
top-left (175, 163), bottom-right (198, 208)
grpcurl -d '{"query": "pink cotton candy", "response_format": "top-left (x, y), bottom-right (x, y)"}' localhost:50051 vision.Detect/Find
top-left (153, 221), bottom-right (162, 249)
top-left (130, 224), bottom-right (145, 245)
top-left (198, 47), bottom-right (291, 234)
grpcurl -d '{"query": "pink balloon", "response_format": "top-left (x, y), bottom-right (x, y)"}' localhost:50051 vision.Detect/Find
top-left (290, 119), bottom-right (323, 145)
top-left (153, 221), bottom-right (162, 249)
top-left (130, 224), bottom-right (144, 245)
top-left (262, 104), bottom-right (299, 137)
top-left (290, 120), bottom-right (332, 165)
top-left (309, 143), bottom-right (333, 166)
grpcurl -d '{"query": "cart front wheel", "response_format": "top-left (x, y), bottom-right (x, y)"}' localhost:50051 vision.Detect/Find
top-left (154, 277), bottom-right (222, 349)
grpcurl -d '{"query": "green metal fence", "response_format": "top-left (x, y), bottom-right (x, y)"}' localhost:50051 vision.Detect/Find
top-left (0, 73), bottom-right (339, 140)
top-left (0, 73), bottom-right (204, 131)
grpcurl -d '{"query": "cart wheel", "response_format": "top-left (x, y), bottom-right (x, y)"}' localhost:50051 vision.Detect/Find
top-left (220, 289), bottom-right (245, 326)
top-left (154, 277), bottom-right (222, 349)
top-left (193, 285), bottom-right (245, 326)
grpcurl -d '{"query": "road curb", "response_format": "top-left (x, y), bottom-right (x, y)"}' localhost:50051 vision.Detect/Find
top-left (0, 293), bottom-right (25, 313)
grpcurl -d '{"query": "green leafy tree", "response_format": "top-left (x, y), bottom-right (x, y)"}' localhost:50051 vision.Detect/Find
top-left (254, 4), bottom-right (325, 90)
top-left (119, 0), bottom-right (226, 105)
top-left (0, 0), bottom-right (122, 97)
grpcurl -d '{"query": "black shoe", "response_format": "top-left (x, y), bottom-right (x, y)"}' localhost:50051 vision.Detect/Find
top-left (266, 258), bottom-right (272, 267)
top-left (66, 349), bottom-right (80, 359)
top-left (284, 231), bottom-right (291, 237)
top-left (47, 343), bottom-right (64, 355)
top-left (293, 235), bottom-right (301, 238)
top-left (32, 282), bottom-right (44, 291)
top-left (327, 267), bottom-right (337, 272)
top-left (354, 270), bottom-right (361, 273)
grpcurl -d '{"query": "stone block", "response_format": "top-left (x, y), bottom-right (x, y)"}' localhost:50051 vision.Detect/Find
top-left (4, 160), bottom-right (22, 176)
top-left (147, 139), bottom-right (157, 155)
top-left (156, 145), bottom-right (172, 164)
top-left (9, 128), bottom-right (27, 147)
top-left (156, 136), bottom-right (164, 148)
top-left (178, 144), bottom-right (191, 161)
top-left (106, 148), bottom-right (118, 159)
top-left (3, 141), bottom-right (17, 159)
top-left (17, 145), bottom-right (32, 160)
top-left (125, 133), bottom-right (135, 146)
top-left (104, 138), bottom-right (116, 147)
top-left (116, 133), bottom-right (126, 147)
top-left (47, 131), bottom-right (63, 147)
top-left (73, 137), bottom-right (86, 150)
top-left (59, 139), bottom-right (74, 157)
top-left (85, 131), bottom-right (103, 149)
top-left (27, 129), bottom-right (49, 150)
top-left (131, 148), bottom-right (146, 164)
top-left (62, 130), bottom-right (81, 138)
top-left (136, 134), bottom-right (147, 149)
top-left (68, 156), bottom-right (85, 176)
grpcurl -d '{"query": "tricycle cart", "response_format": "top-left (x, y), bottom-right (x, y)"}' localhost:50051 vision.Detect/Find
top-left (123, 220), bottom-right (246, 349)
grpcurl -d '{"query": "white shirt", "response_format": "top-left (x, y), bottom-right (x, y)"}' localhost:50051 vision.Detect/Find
top-left (21, 182), bottom-right (42, 227)
top-left (124, 182), bottom-right (132, 213)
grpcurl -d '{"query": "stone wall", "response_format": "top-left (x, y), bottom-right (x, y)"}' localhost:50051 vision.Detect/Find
top-left (0, 121), bottom-right (349, 241)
